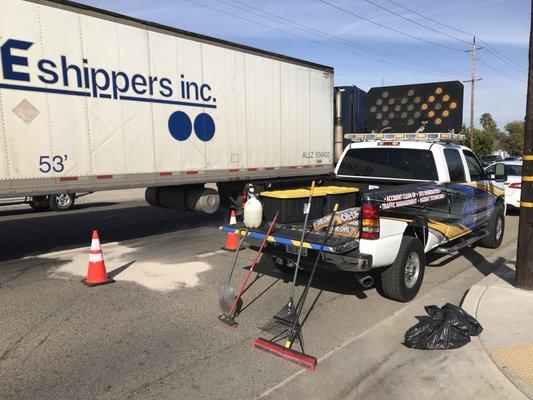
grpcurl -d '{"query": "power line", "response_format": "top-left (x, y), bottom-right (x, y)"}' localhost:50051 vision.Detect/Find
top-left (362, 0), bottom-right (470, 45)
top-left (477, 38), bottom-right (528, 74)
top-left (481, 79), bottom-right (523, 95)
top-left (185, 0), bottom-right (461, 80)
top-left (385, 0), bottom-right (528, 74)
top-left (183, 0), bottom-right (516, 97)
top-left (385, 0), bottom-right (473, 37)
top-left (316, 0), bottom-right (466, 52)
top-left (478, 57), bottom-right (526, 82)
top-left (221, 0), bottom-right (462, 78)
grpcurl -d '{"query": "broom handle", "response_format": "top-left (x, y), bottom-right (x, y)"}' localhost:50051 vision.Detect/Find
top-left (229, 212), bottom-right (278, 317)
top-left (289, 204), bottom-right (339, 345)
top-left (288, 181), bottom-right (316, 309)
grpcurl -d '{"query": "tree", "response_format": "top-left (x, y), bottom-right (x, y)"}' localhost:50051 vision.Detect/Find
top-left (473, 129), bottom-right (494, 160)
top-left (479, 113), bottom-right (498, 134)
top-left (504, 120), bottom-right (525, 156)
top-left (462, 128), bottom-right (494, 159)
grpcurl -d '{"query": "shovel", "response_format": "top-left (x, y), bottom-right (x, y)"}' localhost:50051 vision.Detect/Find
top-left (218, 228), bottom-right (248, 314)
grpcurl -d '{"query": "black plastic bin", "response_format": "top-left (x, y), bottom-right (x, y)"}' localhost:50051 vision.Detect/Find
top-left (261, 189), bottom-right (324, 223)
top-left (315, 186), bottom-right (359, 214)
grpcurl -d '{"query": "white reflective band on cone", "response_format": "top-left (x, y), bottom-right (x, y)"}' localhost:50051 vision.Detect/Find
top-left (89, 253), bottom-right (103, 263)
top-left (91, 239), bottom-right (101, 250)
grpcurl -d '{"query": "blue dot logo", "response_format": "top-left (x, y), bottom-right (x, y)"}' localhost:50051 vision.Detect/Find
top-left (194, 113), bottom-right (216, 142)
top-left (168, 111), bottom-right (192, 141)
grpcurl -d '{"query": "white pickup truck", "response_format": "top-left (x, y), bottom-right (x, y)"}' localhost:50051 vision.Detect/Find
top-left (222, 133), bottom-right (506, 302)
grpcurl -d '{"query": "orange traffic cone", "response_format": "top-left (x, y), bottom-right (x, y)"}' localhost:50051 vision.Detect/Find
top-left (82, 230), bottom-right (114, 286)
top-left (222, 209), bottom-right (241, 252)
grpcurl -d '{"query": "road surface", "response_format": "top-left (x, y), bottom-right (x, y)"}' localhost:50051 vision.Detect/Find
top-left (0, 194), bottom-right (519, 399)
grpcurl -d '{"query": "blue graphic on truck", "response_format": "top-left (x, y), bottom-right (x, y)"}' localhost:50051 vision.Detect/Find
top-left (0, 38), bottom-right (217, 141)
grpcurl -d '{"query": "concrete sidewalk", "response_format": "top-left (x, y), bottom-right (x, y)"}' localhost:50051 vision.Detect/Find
top-left (261, 257), bottom-right (531, 400)
top-left (462, 262), bottom-right (533, 399)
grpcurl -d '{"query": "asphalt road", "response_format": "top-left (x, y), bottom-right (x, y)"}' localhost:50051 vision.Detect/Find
top-left (0, 197), bottom-right (520, 399)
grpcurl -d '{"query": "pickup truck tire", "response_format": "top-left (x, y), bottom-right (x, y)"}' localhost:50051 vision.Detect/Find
top-left (48, 193), bottom-right (76, 211)
top-left (479, 202), bottom-right (504, 249)
top-left (29, 196), bottom-right (50, 211)
top-left (380, 236), bottom-right (425, 302)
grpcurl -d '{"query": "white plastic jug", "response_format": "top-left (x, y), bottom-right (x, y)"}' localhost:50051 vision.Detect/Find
top-left (244, 193), bottom-right (263, 228)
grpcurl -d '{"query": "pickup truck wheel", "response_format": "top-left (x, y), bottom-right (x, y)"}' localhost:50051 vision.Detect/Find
top-left (30, 196), bottom-right (50, 211)
top-left (380, 236), bottom-right (425, 302)
top-left (48, 193), bottom-right (75, 211)
top-left (479, 203), bottom-right (504, 249)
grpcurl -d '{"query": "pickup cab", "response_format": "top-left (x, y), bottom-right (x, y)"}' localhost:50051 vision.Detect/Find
top-left (221, 135), bottom-right (505, 302)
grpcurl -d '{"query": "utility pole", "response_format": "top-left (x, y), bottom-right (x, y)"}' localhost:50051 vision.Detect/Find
top-left (516, 2), bottom-right (533, 290)
top-left (464, 36), bottom-right (482, 149)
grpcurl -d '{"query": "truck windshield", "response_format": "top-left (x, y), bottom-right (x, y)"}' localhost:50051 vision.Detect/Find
top-left (337, 148), bottom-right (438, 181)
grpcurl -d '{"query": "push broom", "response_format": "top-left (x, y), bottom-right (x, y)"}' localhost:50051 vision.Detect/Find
top-left (253, 204), bottom-right (339, 371)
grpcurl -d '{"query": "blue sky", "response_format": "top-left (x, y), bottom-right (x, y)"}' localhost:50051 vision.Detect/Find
top-left (80, 0), bottom-right (530, 130)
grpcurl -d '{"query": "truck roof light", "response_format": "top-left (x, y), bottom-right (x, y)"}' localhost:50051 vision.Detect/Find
top-left (344, 131), bottom-right (465, 143)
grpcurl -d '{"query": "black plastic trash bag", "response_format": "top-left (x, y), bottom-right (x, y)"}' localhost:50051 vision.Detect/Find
top-left (404, 303), bottom-right (483, 350)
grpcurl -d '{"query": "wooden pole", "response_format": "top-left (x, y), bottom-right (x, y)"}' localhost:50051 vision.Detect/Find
top-left (516, 1), bottom-right (533, 290)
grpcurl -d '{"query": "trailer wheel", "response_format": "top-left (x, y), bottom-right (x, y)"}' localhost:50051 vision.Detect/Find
top-left (49, 193), bottom-right (75, 211)
top-left (30, 196), bottom-right (50, 211)
top-left (379, 236), bottom-right (425, 302)
top-left (479, 202), bottom-right (504, 249)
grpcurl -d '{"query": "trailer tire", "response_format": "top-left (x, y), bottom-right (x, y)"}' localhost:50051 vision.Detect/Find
top-left (30, 196), bottom-right (50, 211)
top-left (380, 236), bottom-right (425, 302)
top-left (479, 202), bottom-right (504, 249)
top-left (49, 193), bottom-right (75, 211)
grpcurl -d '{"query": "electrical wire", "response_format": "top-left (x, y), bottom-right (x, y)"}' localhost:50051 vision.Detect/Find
top-left (478, 58), bottom-right (526, 83)
top-left (477, 39), bottom-right (528, 74)
top-left (221, 0), bottom-right (462, 78)
top-left (385, 0), bottom-right (527, 74)
top-left (183, 0), bottom-right (461, 80)
top-left (183, 0), bottom-right (520, 97)
top-left (316, 0), bottom-right (466, 52)
top-left (362, 0), bottom-right (470, 45)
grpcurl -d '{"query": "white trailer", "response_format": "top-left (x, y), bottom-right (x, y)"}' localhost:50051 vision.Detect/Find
top-left (0, 0), bottom-right (333, 212)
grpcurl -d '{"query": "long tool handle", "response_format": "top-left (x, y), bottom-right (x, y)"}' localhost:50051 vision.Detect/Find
top-left (287, 181), bottom-right (316, 310)
top-left (286, 203), bottom-right (339, 348)
top-left (224, 228), bottom-right (249, 282)
top-left (229, 212), bottom-right (278, 317)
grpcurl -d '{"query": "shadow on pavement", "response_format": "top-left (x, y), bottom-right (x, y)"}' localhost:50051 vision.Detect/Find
top-left (0, 201), bottom-right (118, 217)
top-left (108, 260), bottom-right (136, 279)
top-left (0, 203), bottom-right (226, 262)
top-left (252, 259), bottom-right (369, 298)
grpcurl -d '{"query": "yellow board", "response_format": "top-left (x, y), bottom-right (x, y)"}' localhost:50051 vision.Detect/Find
top-left (313, 186), bottom-right (359, 195)
top-left (261, 186), bottom-right (358, 199)
top-left (260, 188), bottom-right (315, 199)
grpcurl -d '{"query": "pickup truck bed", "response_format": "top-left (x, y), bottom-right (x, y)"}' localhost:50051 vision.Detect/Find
top-left (220, 223), bottom-right (372, 272)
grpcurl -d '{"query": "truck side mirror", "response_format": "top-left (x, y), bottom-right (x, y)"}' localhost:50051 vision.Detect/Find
top-left (494, 163), bottom-right (507, 182)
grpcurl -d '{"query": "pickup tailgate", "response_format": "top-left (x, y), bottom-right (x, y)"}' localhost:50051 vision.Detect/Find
top-left (220, 224), bottom-right (358, 254)
top-left (219, 224), bottom-right (372, 272)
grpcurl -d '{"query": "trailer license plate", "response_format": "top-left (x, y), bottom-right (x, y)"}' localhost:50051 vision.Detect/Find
top-left (286, 245), bottom-right (307, 257)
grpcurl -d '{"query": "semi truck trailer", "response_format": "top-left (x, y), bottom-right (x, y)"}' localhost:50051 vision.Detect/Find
top-left (0, 0), bottom-right (335, 213)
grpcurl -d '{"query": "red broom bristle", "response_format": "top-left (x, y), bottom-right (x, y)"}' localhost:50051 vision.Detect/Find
top-left (252, 338), bottom-right (317, 371)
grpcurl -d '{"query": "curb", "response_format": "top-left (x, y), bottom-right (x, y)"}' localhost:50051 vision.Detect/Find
top-left (461, 261), bottom-right (533, 400)
top-left (460, 264), bottom-right (505, 316)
